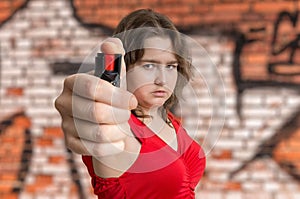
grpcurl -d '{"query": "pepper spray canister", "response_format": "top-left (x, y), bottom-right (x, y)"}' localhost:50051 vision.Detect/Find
top-left (94, 53), bottom-right (122, 87)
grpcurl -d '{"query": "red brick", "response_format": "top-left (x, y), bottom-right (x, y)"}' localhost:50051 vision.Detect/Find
top-left (0, 174), bottom-right (17, 181)
top-left (0, 182), bottom-right (13, 192)
top-left (253, 2), bottom-right (296, 13)
top-left (6, 88), bottom-right (23, 96)
top-left (36, 175), bottom-right (52, 184)
top-left (49, 156), bottom-right (64, 164)
top-left (36, 137), bottom-right (53, 146)
top-left (44, 127), bottom-right (64, 138)
top-left (212, 3), bottom-right (249, 13)
top-left (212, 150), bottom-right (232, 159)
top-left (0, 194), bottom-right (17, 199)
top-left (13, 116), bottom-right (31, 128)
top-left (224, 182), bottom-right (242, 190)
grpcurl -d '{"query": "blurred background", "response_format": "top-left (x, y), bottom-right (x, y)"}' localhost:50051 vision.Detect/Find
top-left (0, 0), bottom-right (299, 198)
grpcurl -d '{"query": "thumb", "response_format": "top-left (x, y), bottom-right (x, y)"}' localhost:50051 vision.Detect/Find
top-left (100, 38), bottom-right (127, 90)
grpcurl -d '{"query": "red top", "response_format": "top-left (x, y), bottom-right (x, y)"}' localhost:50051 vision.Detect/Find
top-left (82, 113), bottom-right (206, 199)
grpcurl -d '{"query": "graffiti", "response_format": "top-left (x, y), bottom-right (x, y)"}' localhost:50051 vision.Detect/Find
top-left (270, 11), bottom-right (300, 76)
top-left (0, 113), bottom-right (32, 194)
top-left (232, 10), bottom-right (300, 179)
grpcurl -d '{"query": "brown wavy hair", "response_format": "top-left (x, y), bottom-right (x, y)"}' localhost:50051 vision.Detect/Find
top-left (113, 9), bottom-right (191, 120)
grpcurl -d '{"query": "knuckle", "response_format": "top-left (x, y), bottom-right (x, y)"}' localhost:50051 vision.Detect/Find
top-left (87, 102), bottom-right (98, 122)
top-left (54, 96), bottom-right (63, 111)
top-left (93, 126), bottom-right (104, 142)
top-left (61, 120), bottom-right (70, 134)
top-left (64, 136), bottom-right (73, 151)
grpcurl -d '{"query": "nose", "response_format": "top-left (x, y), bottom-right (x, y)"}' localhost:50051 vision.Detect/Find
top-left (154, 67), bottom-right (166, 86)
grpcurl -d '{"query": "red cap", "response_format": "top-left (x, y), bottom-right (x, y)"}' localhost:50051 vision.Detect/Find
top-left (105, 54), bottom-right (115, 71)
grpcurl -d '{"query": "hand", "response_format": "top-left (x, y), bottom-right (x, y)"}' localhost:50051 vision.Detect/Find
top-left (55, 38), bottom-right (138, 157)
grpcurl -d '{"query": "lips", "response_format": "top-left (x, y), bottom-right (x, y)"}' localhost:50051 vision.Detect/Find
top-left (152, 90), bottom-right (167, 97)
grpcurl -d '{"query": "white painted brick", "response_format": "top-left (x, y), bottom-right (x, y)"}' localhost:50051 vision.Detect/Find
top-left (0, 98), bottom-right (15, 106)
top-left (65, 18), bottom-right (78, 27)
top-left (226, 118), bottom-right (241, 128)
top-left (280, 107), bottom-right (299, 118)
top-left (243, 118), bottom-right (264, 129)
top-left (233, 150), bottom-right (254, 160)
top-left (32, 117), bottom-right (50, 126)
top-left (28, 0), bottom-right (46, 9)
top-left (30, 127), bottom-right (43, 136)
top-left (232, 129), bottom-right (251, 139)
top-left (51, 117), bottom-right (63, 127)
top-left (16, 98), bottom-right (31, 106)
top-left (53, 138), bottom-right (64, 146)
top-left (242, 182), bottom-right (262, 191)
top-left (196, 191), bottom-right (223, 199)
top-left (27, 107), bottom-right (57, 117)
top-left (232, 171), bottom-right (249, 181)
top-left (16, 39), bottom-right (32, 48)
top-left (275, 193), bottom-right (300, 199)
top-left (25, 87), bottom-right (57, 96)
top-left (1, 78), bottom-right (13, 87)
top-left (207, 160), bottom-right (241, 171)
top-left (16, 59), bottom-right (31, 67)
top-left (41, 164), bottom-right (69, 175)
top-left (26, 68), bottom-right (50, 76)
top-left (284, 182), bottom-right (300, 191)
top-left (24, 174), bottom-right (35, 184)
top-left (209, 171), bottom-right (230, 181)
top-left (33, 98), bottom-right (49, 105)
top-left (27, 28), bottom-right (58, 38)
top-left (32, 156), bottom-right (48, 164)
top-left (1, 59), bottom-right (14, 66)
top-left (13, 20), bottom-right (30, 30)
top-left (215, 139), bottom-right (244, 149)
top-left (48, 19), bottom-right (64, 28)
top-left (71, 39), bottom-right (94, 47)
top-left (253, 128), bottom-right (275, 140)
top-left (1, 68), bottom-right (23, 76)
top-left (265, 95), bottom-right (285, 105)
top-left (74, 29), bottom-right (89, 37)
top-left (286, 96), bottom-right (300, 106)
top-left (243, 95), bottom-right (263, 104)
top-left (243, 192), bottom-right (273, 199)
top-left (250, 171), bottom-right (274, 181)
top-left (12, 49), bottom-right (31, 57)
top-left (266, 118), bottom-right (284, 128)
top-left (0, 30), bottom-right (14, 38)
top-left (44, 147), bottom-right (66, 155)
top-left (242, 107), bottom-right (277, 118)
top-left (32, 77), bottom-right (49, 86)
top-left (225, 192), bottom-right (242, 199)
top-left (263, 182), bottom-right (280, 192)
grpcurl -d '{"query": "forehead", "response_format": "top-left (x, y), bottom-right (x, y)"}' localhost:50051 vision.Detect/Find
top-left (142, 36), bottom-right (177, 62)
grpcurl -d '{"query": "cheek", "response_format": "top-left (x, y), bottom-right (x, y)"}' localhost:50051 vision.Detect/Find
top-left (166, 73), bottom-right (178, 91)
top-left (126, 69), bottom-right (154, 93)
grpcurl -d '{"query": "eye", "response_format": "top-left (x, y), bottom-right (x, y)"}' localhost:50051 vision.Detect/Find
top-left (142, 63), bottom-right (156, 70)
top-left (166, 64), bottom-right (178, 70)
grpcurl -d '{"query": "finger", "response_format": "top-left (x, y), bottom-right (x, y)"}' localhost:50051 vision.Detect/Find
top-left (71, 94), bottom-right (131, 124)
top-left (100, 38), bottom-right (127, 90)
top-left (64, 74), bottom-right (137, 110)
top-left (73, 118), bottom-right (129, 142)
top-left (101, 38), bottom-right (125, 55)
top-left (65, 135), bottom-right (124, 157)
top-left (82, 139), bottom-right (125, 157)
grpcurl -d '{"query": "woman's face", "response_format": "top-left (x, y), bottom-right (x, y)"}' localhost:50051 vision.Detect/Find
top-left (127, 36), bottom-right (178, 111)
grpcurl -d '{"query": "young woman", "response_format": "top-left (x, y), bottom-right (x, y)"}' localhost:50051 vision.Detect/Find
top-left (55, 9), bottom-right (205, 198)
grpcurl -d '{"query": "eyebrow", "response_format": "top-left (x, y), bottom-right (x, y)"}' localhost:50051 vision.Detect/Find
top-left (139, 59), bottom-right (178, 64)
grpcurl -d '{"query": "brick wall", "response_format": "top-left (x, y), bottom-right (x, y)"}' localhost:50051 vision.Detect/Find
top-left (0, 0), bottom-right (299, 198)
